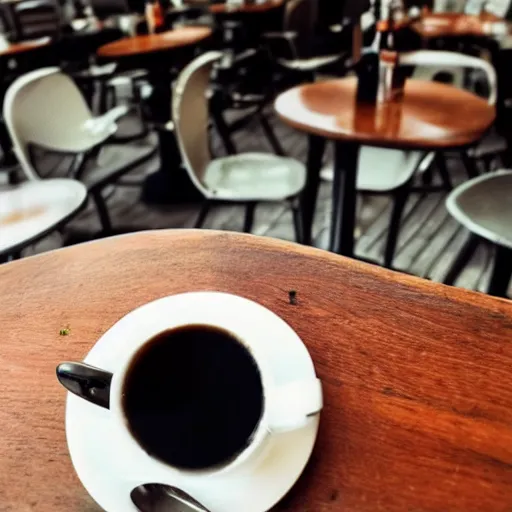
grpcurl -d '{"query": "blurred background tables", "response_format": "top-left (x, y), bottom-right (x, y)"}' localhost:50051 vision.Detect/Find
top-left (0, 0), bottom-right (510, 294)
top-left (0, 35), bottom-right (49, 55)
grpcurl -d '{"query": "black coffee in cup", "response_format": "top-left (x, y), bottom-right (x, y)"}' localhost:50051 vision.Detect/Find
top-left (122, 325), bottom-right (264, 470)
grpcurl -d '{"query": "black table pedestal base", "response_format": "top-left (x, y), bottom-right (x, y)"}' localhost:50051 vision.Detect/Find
top-left (141, 129), bottom-right (203, 205)
top-left (302, 135), bottom-right (359, 258)
top-left (141, 63), bottom-right (203, 205)
top-left (329, 141), bottom-right (359, 257)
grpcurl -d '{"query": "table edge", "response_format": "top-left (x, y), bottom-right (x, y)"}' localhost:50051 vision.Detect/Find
top-left (2, 230), bottom-right (510, 314)
top-left (274, 79), bottom-right (496, 150)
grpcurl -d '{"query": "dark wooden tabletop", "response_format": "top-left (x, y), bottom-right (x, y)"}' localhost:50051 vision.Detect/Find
top-left (209, 0), bottom-right (284, 14)
top-left (0, 36), bottom-right (50, 57)
top-left (2, 230), bottom-right (512, 511)
top-left (96, 26), bottom-right (212, 59)
top-left (412, 12), bottom-right (508, 39)
top-left (275, 77), bottom-right (496, 149)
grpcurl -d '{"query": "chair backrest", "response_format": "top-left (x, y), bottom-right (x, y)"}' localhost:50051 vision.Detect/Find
top-left (400, 50), bottom-right (497, 105)
top-left (283, 0), bottom-right (318, 58)
top-left (12, 0), bottom-right (62, 40)
top-left (4, 67), bottom-right (95, 180)
top-left (172, 52), bottom-right (221, 196)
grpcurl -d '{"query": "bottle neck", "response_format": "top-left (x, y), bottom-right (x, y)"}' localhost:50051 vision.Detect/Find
top-left (375, 19), bottom-right (395, 51)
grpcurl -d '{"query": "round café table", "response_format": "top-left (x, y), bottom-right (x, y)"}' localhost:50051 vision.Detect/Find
top-left (97, 26), bottom-right (212, 203)
top-left (275, 77), bottom-right (496, 256)
top-left (0, 36), bottom-right (50, 57)
top-left (97, 27), bottom-right (212, 59)
top-left (412, 12), bottom-right (508, 42)
top-left (2, 230), bottom-right (512, 510)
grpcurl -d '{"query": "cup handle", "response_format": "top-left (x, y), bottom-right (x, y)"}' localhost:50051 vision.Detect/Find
top-left (266, 378), bottom-right (323, 433)
top-left (56, 362), bottom-right (113, 410)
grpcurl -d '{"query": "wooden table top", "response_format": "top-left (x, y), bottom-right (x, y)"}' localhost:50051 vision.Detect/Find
top-left (97, 26), bottom-right (212, 59)
top-left (275, 77), bottom-right (495, 149)
top-left (412, 12), bottom-right (509, 39)
top-left (2, 230), bottom-right (512, 511)
top-left (209, 0), bottom-right (284, 14)
top-left (0, 36), bottom-right (50, 57)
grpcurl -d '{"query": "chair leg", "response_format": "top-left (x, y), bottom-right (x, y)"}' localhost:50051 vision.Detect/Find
top-left (211, 95), bottom-right (237, 156)
top-left (461, 152), bottom-right (480, 180)
top-left (482, 155), bottom-right (494, 173)
top-left (92, 190), bottom-right (113, 235)
top-left (98, 81), bottom-right (109, 115)
top-left (132, 83), bottom-right (150, 139)
top-left (421, 167), bottom-right (433, 186)
top-left (487, 245), bottom-right (512, 298)
top-left (195, 202), bottom-right (211, 229)
top-left (67, 152), bottom-right (87, 179)
top-left (291, 199), bottom-right (304, 244)
top-left (257, 112), bottom-right (286, 156)
top-left (107, 85), bottom-right (117, 111)
top-left (436, 153), bottom-right (453, 191)
top-left (301, 135), bottom-right (326, 246)
top-left (384, 182), bottom-right (411, 269)
top-left (243, 202), bottom-right (257, 233)
top-left (444, 233), bottom-right (480, 286)
top-left (213, 109), bottom-right (237, 155)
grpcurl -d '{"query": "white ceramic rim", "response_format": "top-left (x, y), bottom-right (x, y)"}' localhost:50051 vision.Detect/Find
top-left (106, 291), bottom-right (315, 480)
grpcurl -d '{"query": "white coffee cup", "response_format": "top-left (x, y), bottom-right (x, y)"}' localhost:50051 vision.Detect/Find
top-left (57, 292), bottom-right (323, 486)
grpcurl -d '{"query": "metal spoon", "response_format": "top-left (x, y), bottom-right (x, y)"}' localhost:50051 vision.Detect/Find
top-left (131, 484), bottom-right (211, 512)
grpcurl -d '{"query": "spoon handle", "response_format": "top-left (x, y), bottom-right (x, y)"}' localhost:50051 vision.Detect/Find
top-left (56, 362), bottom-right (112, 409)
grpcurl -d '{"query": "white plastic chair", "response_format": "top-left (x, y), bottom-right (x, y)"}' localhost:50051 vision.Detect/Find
top-left (402, 50), bottom-right (497, 105)
top-left (3, 67), bottom-right (156, 234)
top-left (0, 178), bottom-right (87, 259)
top-left (172, 52), bottom-right (307, 239)
top-left (323, 50), bottom-right (497, 267)
top-left (408, 49), bottom-right (504, 171)
top-left (444, 170), bottom-right (512, 297)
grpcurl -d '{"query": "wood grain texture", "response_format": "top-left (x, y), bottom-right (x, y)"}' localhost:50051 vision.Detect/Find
top-left (412, 12), bottom-right (507, 39)
top-left (2, 230), bottom-right (512, 511)
top-left (0, 37), bottom-right (50, 57)
top-left (275, 77), bottom-right (496, 149)
top-left (209, 0), bottom-right (284, 14)
top-left (96, 27), bottom-right (212, 58)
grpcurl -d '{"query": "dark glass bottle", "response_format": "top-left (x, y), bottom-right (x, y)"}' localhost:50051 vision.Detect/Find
top-left (355, 18), bottom-right (389, 104)
top-left (145, 0), bottom-right (164, 34)
top-left (355, 0), bottom-right (406, 104)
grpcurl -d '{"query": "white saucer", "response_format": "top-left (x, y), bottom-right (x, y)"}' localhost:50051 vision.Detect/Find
top-left (65, 293), bottom-right (320, 512)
